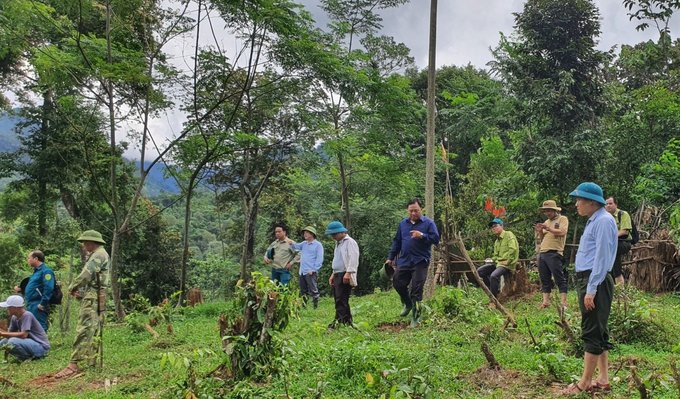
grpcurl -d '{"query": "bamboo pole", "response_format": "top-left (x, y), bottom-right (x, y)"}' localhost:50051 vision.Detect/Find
top-left (454, 233), bottom-right (517, 328)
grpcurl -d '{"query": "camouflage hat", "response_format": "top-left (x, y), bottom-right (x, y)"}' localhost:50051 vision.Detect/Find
top-left (77, 230), bottom-right (106, 244)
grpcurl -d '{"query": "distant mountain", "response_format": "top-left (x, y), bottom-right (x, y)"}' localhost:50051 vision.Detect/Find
top-left (0, 113), bottom-right (22, 153)
top-left (0, 113), bottom-right (180, 196)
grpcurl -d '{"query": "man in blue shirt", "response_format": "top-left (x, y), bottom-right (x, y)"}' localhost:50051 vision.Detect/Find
top-left (289, 226), bottom-right (324, 309)
top-left (561, 182), bottom-right (618, 395)
top-left (22, 251), bottom-right (56, 333)
top-left (386, 198), bottom-right (440, 327)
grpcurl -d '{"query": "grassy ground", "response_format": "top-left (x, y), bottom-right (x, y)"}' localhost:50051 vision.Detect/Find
top-left (1, 286), bottom-right (680, 398)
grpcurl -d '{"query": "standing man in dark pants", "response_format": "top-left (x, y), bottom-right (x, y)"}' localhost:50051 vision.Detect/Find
top-left (605, 197), bottom-right (633, 285)
top-left (560, 183), bottom-right (618, 395)
top-left (386, 198), bottom-right (440, 328)
top-left (325, 221), bottom-right (359, 330)
top-left (477, 219), bottom-right (518, 307)
top-left (289, 226), bottom-right (324, 309)
top-left (23, 251), bottom-right (56, 333)
top-left (534, 200), bottom-right (569, 310)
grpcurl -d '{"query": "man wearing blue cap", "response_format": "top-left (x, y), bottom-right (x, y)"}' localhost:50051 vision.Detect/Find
top-left (561, 183), bottom-right (618, 395)
top-left (325, 221), bottom-right (359, 329)
top-left (385, 198), bottom-right (440, 327)
top-left (477, 218), bottom-right (518, 307)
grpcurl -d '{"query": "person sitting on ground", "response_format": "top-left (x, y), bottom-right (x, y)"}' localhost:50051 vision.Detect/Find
top-left (0, 295), bottom-right (50, 361)
top-left (477, 219), bottom-right (519, 307)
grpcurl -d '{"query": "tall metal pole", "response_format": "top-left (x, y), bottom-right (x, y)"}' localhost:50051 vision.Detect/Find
top-left (424, 0), bottom-right (438, 300)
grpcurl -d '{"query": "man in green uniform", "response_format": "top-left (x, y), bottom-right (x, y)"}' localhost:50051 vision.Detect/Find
top-left (477, 219), bottom-right (519, 307)
top-left (605, 197), bottom-right (632, 285)
top-left (55, 230), bottom-right (109, 378)
top-left (264, 224), bottom-right (299, 286)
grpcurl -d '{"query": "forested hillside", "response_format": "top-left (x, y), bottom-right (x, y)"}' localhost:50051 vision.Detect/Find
top-left (1, 0), bottom-right (680, 396)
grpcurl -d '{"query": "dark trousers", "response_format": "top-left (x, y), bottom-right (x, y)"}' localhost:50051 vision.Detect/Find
top-left (299, 272), bottom-right (320, 307)
top-left (612, 240), bottom-right (632, 278)
top-left (27, 302), bottom-right (49, 333)
top-left (578, 272), bottom-right (614, 355)
top-left (477, 264), bottom-right (510, 298)
top-left (332, 273), bottom-right (352, 325)
top-left (538, 251), bottom-right (568, 293)
top-left (392, 261), bottom-right (428, 305)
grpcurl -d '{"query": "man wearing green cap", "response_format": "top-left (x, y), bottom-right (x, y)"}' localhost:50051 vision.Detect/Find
top-left (477, 218), bottom-right (518, 307)
top-left (55, 230), bottom-right (109, 378)
top-left (288, 226), bottom-right (324, 309)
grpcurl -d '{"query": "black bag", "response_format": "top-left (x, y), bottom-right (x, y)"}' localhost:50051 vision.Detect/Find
top-left (49, 283), bottom-right (63, 305)
top-left (618, 211), bottom-right (639, 245)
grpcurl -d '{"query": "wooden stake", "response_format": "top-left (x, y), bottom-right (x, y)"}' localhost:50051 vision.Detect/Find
top-left (455, 232), bottom-right (517, 328)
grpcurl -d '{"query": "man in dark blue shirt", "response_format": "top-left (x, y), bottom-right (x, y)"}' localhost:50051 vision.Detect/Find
top-left (23, 251), bottom-right (55, 333)
top-left (386, 198), bottom-right (440, 327)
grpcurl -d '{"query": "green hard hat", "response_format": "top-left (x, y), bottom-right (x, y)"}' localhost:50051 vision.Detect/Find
top-left (380, 263), bottom-right (395, 281)
top-left (301, 226), bottom-right (317, 237)
top-left (77, 230), bottom-right (106, 244)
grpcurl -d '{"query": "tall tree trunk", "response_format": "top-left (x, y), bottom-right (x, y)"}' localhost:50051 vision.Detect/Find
top-left (423, 0), bottom-right (438, 301)
top-left (178, 173), bottom-right (199, 307)
top-left (38, 90), bottom-right (53, 236)
top-left (338, 152), bottom-right (351, 231)
top-left (105, 0), bottom-right (124, 320)
top-left (239, 198), bottom-right (259, 280)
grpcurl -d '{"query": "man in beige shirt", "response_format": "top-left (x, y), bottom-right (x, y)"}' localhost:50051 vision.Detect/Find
top-left (534, 200), bottom-right (569, 309)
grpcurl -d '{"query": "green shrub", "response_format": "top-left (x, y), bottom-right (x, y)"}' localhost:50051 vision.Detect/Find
top-left (610, 285), bottom-right (668, 348)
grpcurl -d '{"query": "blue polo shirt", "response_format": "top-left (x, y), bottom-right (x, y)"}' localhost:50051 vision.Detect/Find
top-left (575, 207), bottom-right (618, 295)
top-left (388, 216), bottom-right (440, 268)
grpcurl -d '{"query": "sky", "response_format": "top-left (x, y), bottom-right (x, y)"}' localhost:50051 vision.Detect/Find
top-left (5, 1), bottom-right (679, 160)
top-left (298, 0), bottom-right (678, 69)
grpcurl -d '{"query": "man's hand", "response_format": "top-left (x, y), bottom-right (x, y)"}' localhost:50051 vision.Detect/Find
top-left (38, 304), bottom-right (45, 311)
top-left (264, 256), bottom-right (270, 264)
top-left (532, 223), bottom-right (543, 233)
top-left (410, 230), bottom-right (423, 239)
top-left (499, 261), bottom-right (508, 266)
top-left (13, 286), bottom-right (20, 293)
top-left (308, 270), bottom-right (314, 276)
top-left (584, 294), bottom-right (596, 311)
top-left (285, 263), bottom-right (291, 270)
top-left (287, 240), bottom-right (294, 245)
top-left (328, 275), bottom-right (334, 286)
top-left (343, 272), bottom-right (351, 284)
top-left (385, 259), bottom-right (394, 269)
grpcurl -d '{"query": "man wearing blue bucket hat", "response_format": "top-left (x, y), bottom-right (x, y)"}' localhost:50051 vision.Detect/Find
top-left (325, 221), bottom-right (359, 329)
top-left (560, 183), bottom-right (618, 395)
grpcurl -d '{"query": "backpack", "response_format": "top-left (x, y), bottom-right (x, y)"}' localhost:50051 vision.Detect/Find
top-left (618, 211), bottom-right (639, 245)
top-left (49, 283), bottom-right (63, 305)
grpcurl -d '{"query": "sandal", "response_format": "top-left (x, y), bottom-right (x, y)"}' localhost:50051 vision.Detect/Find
top-left (54, 364), bottom-right (79, 379)
top-left (537, 303), bottom-right (551, 310)
top-left (559, 383), bottom-right (584, 395)
top-left (591, 380), bottom-right (611, 391)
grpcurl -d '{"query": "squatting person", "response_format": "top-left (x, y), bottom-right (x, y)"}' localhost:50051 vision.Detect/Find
top-left (477, 218), bottom-right (518, 307)
top-left (0, 295), bottom-right (50, 361)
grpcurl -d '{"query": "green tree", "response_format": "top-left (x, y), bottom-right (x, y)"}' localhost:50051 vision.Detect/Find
top-left (491, 0), bottom-right (610, 195)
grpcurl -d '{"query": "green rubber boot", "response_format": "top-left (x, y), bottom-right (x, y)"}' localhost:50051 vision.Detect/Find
top-left (410, 302), bottom-right (421, 328)
top-left (400, 297), bottom-right (413, 317)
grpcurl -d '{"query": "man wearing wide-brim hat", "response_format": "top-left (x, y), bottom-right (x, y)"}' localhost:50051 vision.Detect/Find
top-left (55, 230), bottom-right (109, 378)
top-left (560, 183), bottom-right (618, 395)
top-left (288, 226), bottom-right (324, 309)
top-left (534, 200), bottom-right (569, 310)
